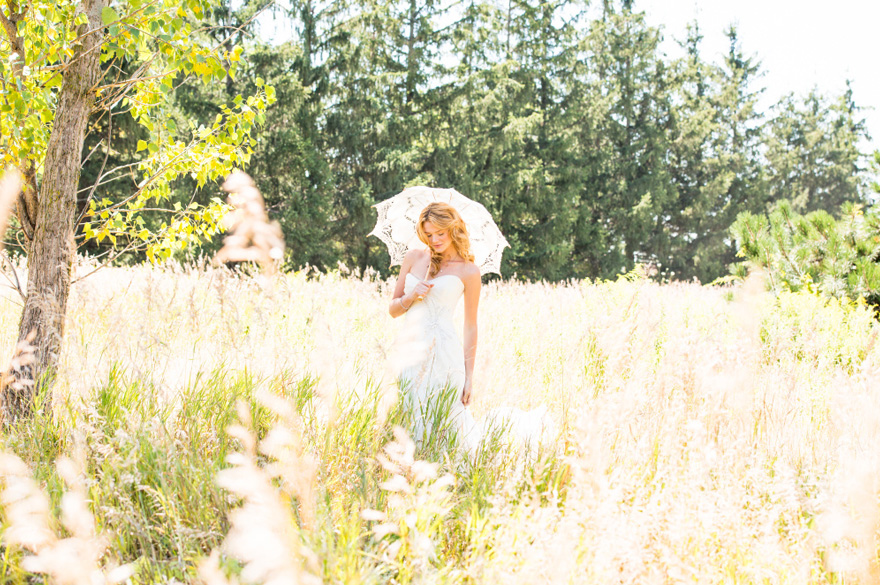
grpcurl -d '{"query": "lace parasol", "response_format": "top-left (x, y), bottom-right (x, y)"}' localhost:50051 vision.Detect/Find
top-left (368, 186), bottom-right (509, 276)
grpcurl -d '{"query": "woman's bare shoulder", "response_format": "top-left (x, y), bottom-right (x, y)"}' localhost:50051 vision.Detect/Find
top-left (403, 248), bottom-right (429, 262)
top-left (462, 262), bottom-right (481, 281)
top-left (400, 248), bottom-right (428, 270)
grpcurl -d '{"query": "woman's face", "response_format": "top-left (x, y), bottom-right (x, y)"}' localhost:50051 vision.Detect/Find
top-left (422, 220), bottom-right (452, 255)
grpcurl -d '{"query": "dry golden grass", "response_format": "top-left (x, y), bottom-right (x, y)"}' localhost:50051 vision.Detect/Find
top-left (0, 261), bottom-right (876, 583)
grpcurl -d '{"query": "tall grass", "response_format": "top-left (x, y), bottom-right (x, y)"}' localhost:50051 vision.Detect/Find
top-left (0, 261), bottom-right (876, 583)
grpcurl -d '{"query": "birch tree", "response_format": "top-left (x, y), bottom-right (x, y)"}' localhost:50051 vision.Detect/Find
top-left (0, 0), bottom-right (273, 415)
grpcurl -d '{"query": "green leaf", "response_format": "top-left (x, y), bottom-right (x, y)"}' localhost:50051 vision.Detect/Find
top-left (136, 140), bottom-right (147, 152)
top-left (101, 7), bottom-right (119, 25)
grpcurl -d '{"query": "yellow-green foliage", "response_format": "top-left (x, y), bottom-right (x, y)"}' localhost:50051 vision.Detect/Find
top-left (0, 0), bottom-right (275, 262)
top-left (0, 262), bottom-right (877, 583)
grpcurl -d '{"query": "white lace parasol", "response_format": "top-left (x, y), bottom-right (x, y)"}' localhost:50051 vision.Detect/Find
top-left (369, 186), bottom-right (509, 276)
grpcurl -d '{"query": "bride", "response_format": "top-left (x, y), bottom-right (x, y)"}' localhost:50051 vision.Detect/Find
top-left (387, 202), bottom-right (550, 454)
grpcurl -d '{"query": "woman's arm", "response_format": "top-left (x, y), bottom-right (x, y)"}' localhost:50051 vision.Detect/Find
top-left (461, 266), bottom-right (481, 405)
top-left (389, 249), bottom-right (431, 318)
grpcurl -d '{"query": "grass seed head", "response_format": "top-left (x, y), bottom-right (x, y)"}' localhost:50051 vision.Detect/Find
top-left (214, 172), bottom-right (285, 275)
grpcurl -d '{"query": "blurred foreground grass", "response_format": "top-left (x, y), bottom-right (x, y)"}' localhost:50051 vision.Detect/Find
top-left (0, 262), bottom-right (876, 583)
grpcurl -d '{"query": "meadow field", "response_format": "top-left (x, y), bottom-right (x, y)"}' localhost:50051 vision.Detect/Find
top-left (0, 261), bottom-right (877, 583)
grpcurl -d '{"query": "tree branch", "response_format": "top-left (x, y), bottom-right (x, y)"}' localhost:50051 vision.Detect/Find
top-left (75, 112), bottom-right (112, 227)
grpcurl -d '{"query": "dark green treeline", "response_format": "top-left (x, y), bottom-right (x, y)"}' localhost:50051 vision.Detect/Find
top-left (89, 0), bottom-right (872, 282)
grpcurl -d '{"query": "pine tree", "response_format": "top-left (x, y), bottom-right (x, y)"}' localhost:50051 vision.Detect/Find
top-left (732, 201), bottom-right (880, 309)
top-left (764, 83), bottom-right (870, 214)
top-left (659, 24), bottom-right (768, 282)
top-left (323, 0), bottom-right (452, 272)
top-left (569, 1), bottom-right (672, 278)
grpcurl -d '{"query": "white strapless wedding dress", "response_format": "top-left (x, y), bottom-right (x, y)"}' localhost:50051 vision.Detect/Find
top-left (395, 273), bottom-right (553, 455)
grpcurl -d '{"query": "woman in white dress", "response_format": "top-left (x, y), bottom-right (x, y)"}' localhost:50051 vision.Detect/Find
top-left (387, 202), bottom-right (482, 450)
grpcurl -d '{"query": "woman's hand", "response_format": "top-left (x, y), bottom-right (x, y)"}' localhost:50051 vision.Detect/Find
top-left (461, 379), bottom-right (472, 406)
top-left (390, 278), bottom-right (433, 317)
top-left (410, 280), bottom-right (433, 303)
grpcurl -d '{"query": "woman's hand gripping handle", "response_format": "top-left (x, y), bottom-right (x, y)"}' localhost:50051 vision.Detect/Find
top-left (409, 279), bottom-right (433, 304)
top-left (390, 278), bottom-right (433, 317)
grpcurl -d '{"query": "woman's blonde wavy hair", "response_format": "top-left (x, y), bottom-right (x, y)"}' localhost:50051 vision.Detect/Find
top-left (417, 202), bottom-right (474, 277)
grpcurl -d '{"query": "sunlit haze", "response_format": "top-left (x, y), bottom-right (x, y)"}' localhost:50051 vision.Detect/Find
top-left (640, 0), bottom-right (878, 152)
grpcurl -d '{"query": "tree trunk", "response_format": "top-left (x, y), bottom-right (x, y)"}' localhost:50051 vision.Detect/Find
top-left (4, 0), bottom-right (107, 418)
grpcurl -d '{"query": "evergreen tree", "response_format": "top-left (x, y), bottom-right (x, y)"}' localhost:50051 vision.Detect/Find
top-left (661, 21), bottom-right (720, 280)
top-left (430, 0), bottom-right (585, 279)
top-left (570, 1), bottom-right (672, 277)
top-left (324, 0), bottom-right (453, 273)
top-left (134, 0), bottom-right (879, 284)
top-left (764, 83), bottom-right (870, 214)
top-left (732, 201), bottom-right (880, 309)
top-left (660, 25), bottom-right (767, 282)
top-left (157, 0), bottom-right (343, 268)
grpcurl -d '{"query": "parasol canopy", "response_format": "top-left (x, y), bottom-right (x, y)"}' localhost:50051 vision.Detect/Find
top-left (368, 186), bottom-right (509, 276)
